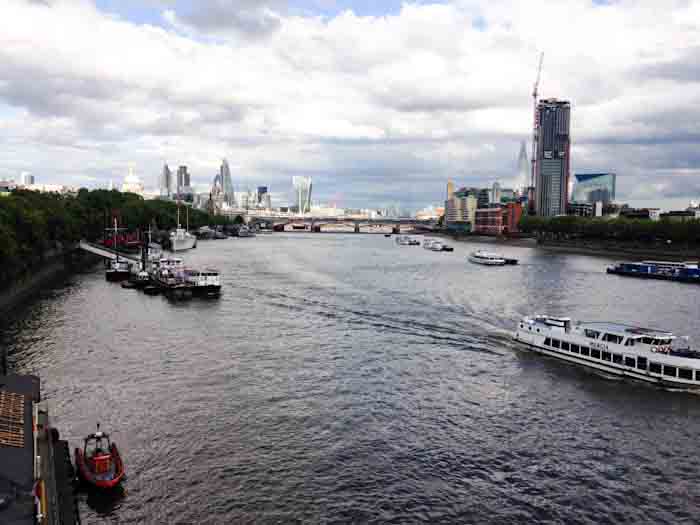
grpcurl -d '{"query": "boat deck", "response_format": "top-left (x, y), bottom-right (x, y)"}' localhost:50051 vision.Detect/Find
top-left (578, 321), bottom-right (673, 337)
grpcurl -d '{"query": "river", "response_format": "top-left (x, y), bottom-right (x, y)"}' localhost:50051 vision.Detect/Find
top-left (3, 234), bottom-right (700, 524)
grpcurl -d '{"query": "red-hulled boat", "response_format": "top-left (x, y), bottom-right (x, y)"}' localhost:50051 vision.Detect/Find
top-left (74, 424), bottom-right (125, 489)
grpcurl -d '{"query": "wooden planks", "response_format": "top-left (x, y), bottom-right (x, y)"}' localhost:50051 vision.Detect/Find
top-left (0, 390), bottom-right (25, 447)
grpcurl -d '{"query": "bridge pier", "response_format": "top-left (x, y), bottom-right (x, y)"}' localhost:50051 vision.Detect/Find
top-left (354, 223), bottom-right (360, 233)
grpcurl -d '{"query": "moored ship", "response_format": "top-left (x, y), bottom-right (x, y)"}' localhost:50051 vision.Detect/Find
top-left (514, 315), bottom-right (700, 389)
top-left (607, 260), bottom-right (700, 284)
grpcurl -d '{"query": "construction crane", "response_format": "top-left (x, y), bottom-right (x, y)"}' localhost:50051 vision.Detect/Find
top-left (530, 52), bottom-right (544, 209)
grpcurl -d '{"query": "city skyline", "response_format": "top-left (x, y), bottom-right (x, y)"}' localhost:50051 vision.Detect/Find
top-left (1, 1), bottom-right (699, 210)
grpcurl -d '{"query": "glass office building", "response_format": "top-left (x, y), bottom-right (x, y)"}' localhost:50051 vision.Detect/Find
top-left (572, 173), bottom-right (616, 205)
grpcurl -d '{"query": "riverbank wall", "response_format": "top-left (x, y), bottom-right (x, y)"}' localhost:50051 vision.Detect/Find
top-left (0, 244), bottom-right (99, 316)
top-left (436, 233), bottom-right (699, 259)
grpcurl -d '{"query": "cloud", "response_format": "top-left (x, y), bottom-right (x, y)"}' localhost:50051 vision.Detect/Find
top-left (0, 0), bottom-right (699, 209)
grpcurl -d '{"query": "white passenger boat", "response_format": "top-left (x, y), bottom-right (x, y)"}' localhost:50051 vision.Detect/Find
top-left (514, 315), bottom-right (700, 389)
top-left (468, 250), bottom-right (517, 265)
top-left (429, 241), bottom-right (444, 251)
top-left (423, 239), bottom-right (435, 249)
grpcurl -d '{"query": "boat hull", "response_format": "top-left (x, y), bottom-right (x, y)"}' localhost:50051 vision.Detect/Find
top-left (607, 267), bottom-right (700, 284)
top-left (190, 285), bottom-right (222, 297)
top-left (105, 270), bottom-right (130, 282)
top-left (75, 444), bottom-right (125, 489)
top-left (468, 256), bottom-right (506, 266)
top-left (170, 236), bottom-right (197, 252)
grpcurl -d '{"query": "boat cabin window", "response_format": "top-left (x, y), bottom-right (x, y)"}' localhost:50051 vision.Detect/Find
top-left (561, 341), bottom-right (570, 351)
top-left (612, 354), bottom-right (623, 364)
top-left (658, 338), bottom-right (672, 346)
top-left (636, 357), bottom-right (647, 371)
top-left (590, 349), bottom-right (601, 359)
top-left (552, 339), bottom-right (560, 349)
top-left (585, 329), bottom-right (601, 339)
top-left (544, 337), bottom-right (551, 346)
top-left (624, 356), bottom-right (636, 367)
top-left (580, 346), bottom-right (590, 356)
top-left (679, 368), bottom-right (693, 380)
top-left (624, 338), bottom-right (636, 347)
top-left (602, 351), bottom-right (612, 362)
top-left (571, 344), bottom-right (580, 354)
top-left (696, 371), bottom-right (700, 382)
top-left (649, 362), bottom-right (662, 374)
top-left (603, 333), bottom-right (623, 344)
top-left (663, 365), bottom-right (677, 377)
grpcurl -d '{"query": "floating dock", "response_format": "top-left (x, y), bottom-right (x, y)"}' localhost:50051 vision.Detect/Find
top-left (0, 374), bottom-right (79, 525)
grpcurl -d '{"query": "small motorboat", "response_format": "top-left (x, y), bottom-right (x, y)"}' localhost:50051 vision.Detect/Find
top-left (75, 424), bottom-right (125, 489)
top-left (384, 234), bottom-right (392, 238)
top-left (441, 244), bottom-right (454, 252)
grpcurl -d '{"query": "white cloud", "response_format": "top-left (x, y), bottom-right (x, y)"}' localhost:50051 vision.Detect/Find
top-left (0, 0), bottom-right (699, 208)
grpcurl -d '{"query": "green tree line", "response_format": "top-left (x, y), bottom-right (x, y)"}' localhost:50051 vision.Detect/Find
top-left (0, 189), bottom-right (230, 285)
top-left (519, 215), bottom-right (700, 244)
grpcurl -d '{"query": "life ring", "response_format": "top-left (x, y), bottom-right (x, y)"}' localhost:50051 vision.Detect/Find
top-left (651, 346), bottom-right (658, 353)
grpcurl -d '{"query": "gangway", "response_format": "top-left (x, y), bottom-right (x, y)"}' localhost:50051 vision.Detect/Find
top-left (78, 240), bottom-right (141, 264)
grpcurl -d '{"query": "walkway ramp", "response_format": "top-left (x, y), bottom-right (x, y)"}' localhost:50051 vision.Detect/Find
top-left (78, 240), bottom-right (140, 263)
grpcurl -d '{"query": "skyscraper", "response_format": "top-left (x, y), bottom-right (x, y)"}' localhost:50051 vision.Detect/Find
top-left (177, 166), bottom-right (190, 196)
top-left (292, 176), bottom-right (312, 213)
top-left (20, 172), bottom-right (35, 186)
top-left (446, 180), bottom-right (454, 201)
top-left (220, 159), bottom-right (234, 205)
top-left (491, 182), bottom-right (502, 204)
top-left (517, 141), bottom-right (529, 189)
top-left (160, 163), bottom-right (172, 197)
top-left (535, 98), bottom-right (571, 216)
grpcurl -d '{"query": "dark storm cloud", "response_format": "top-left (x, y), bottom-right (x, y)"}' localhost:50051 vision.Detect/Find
top-left (170, 0), bottom-right (285, 39)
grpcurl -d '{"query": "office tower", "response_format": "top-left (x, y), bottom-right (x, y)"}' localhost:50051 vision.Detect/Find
top-left (535, 98), bottom-right (571, 216)
top-left (177, 166), bottom-right (190, 196)
top-left (491, 182), bottom-right (502, 204)
top-left (446, 180), bottom-right (454, 201)
top-left (572, 173), bottom-right (616, 205)
top-left (477, 188), bottom-right (490, 209)
top-left (292, 176), bottom-right (312, 213)
top-left (160, 163), bottom-right (172, 197)
top-left (20, 172), bottom-right (35, 186)
top-left (220, 159), bottom-right (234, 205)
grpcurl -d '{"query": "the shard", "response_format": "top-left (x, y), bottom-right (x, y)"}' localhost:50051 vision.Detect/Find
top-left (517, 141), bottom-right (529, 190)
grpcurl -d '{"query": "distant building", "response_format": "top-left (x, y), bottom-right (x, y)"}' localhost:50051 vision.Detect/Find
top-left (572, 173), bottom-right (616, 205)
top-left (474, 203), bottom-right (523, 235)
top-left (474, 207), bottom-right (503, 235)
top-left (446, 179), bottom-right (455, 201)
top-left (20, 172), bottom-right (35, 186)
top-left (500, 188), bottom-right (516, 203)
top-left (568, 202), bottom-right (594, 217)
top-left (535, 98), bottom-right (571, 216)
top-left (659, 210), bottom-right (698, 222)
top-left (620, 208), bottom-right (660, 221)
top-left (517, 141), bottom-right (529, 189)
top-left (292, 176), bottom-right (312, 214)
top-left (477, 188), bottom-right (490, 209)
top-left (445, 187), bottom-right (478, 228)
top-left (176, 166), bottom-right (192, 199)
top-left (160, 163), bottom-right (172, 198)
top-left (257, 186), bottom-right (272, 209)
top-left (121, 166), bottom-right (144, 195)
top-left (220, 159), bottom-right (234, 205)
top-left (491, 182), bottom-right (502, 205)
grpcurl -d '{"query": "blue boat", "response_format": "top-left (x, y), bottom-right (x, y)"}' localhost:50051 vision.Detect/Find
top-left (607, 260), bottom-right (700, 284)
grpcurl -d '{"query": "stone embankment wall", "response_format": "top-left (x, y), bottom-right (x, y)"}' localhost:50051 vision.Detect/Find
top-left (537, 239), bottom-right (700, 260)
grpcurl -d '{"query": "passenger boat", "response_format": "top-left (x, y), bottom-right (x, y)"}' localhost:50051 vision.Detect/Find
top-left (429, 241), bottom-right (444, 251)
top-left (74, 424), bottom-right (125, 489)
top-left (185, 268), bottom-right (222, 296)
top-left (440, 244), bottom-right (454, 252)
top-left (607, 260), bottom-right (700, 284)
top-left (396, 235), bottom-right (411, 246)
top-left (468, 250), bottom-right (518, 265)
top-left (423, 239), bottom-right (435, 249)
top-left (513, 315), bottom-right (700, 389)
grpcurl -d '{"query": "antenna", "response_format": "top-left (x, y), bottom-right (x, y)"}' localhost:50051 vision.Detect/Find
top-left (530, 52), bottom-right (544, 207)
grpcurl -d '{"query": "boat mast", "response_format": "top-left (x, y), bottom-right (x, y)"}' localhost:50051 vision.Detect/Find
top-left (113, 217), bottom-right (119, 263)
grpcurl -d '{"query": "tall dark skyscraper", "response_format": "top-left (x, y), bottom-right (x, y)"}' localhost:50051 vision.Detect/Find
top-left (160, 163), bottom-right (172, 197)
top-left (535, 98), bottom-right (571, 216)
top-left (177, 165), bottom-right (190, 196)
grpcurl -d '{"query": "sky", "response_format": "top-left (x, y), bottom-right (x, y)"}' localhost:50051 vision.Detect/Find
top-left (1, 0), bottom-right (699, 210)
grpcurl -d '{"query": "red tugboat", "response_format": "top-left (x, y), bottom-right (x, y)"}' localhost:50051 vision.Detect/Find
top-left (74, 424), bottom-right (125, 489)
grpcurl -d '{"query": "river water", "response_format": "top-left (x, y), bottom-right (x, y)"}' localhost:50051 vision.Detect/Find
top-left (3, 234), bottom-right (700, 524)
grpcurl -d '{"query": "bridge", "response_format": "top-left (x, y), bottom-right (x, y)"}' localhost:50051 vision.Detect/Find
top-left (78, 240), bottom-right (141, 263)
